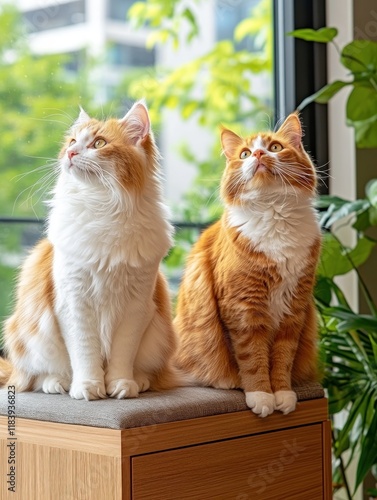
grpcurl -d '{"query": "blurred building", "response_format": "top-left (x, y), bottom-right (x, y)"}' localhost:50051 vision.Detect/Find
top-left (15, 0), bottom-right (264, 207)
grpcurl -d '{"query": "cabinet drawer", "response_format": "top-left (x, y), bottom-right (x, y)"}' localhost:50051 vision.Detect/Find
top-left (132, 424), bottom-right (323, 499)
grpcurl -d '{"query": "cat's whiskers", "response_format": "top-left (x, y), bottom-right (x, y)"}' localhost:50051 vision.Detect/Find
top-left (229, 172), bottom-right (248, 208)
top-left (273, 161), bottom-right (305, 201)
top-left (12, 165), bottom-right (59, 215)
top-left (274, 161), bottom-right (317, 192)
top-left (83, 158), bottom-right (124, 198)
top-left (76, 158), bottom-right (126, 208)
top-left (28, 165), bottom-right (59, 202)
top-left (273, 168), bottom-right (299, 204)
top-left (12, 162), bottom-right (54, 183)
top-left (28, 171), bottom-right (58, 212)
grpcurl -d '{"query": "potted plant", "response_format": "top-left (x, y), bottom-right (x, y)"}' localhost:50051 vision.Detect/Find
top-left (289, 27), bottom-right (377, 498)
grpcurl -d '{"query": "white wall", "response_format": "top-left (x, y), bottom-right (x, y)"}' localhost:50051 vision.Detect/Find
top-left (326, 0), bottom-right (358, 311)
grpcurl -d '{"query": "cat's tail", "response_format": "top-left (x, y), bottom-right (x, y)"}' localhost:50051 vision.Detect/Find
top-left (0, 357), bottom-right (12, 387)
top-left (151, 363), bottom-right (197, 391)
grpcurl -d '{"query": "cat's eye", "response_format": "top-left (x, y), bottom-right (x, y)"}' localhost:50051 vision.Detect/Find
top-left (269, 142), bottom-right (283, 152)
top-left (69, 139), bottom-right (76, 146)
top-left (93, 138), bottom-right (107, 149)
top-left (240, 149), bottom-right (251, 159)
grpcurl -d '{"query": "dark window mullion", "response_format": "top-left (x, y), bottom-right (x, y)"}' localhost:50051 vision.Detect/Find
top-left (273, 0), bottom-right (329, 193)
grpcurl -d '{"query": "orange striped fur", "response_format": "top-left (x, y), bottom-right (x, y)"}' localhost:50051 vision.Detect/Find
top-left (174, 114), bottom-right (322, 417)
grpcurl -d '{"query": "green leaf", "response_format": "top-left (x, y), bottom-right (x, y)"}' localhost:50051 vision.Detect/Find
top-left (351, 116), bottom-right (377, 148)
top-left (318, 233), bottom-right (347, 278)
top-left (326, 309), bottom-right (377, 333)
top-left (288, 27), bottom-right (338, 43)
top-left (182, 8), bottom-right (197, 29)
top-left (347, 236), bottom-right (375, 269)
top-left (318, 234), bottom-right (375, 279)
top-left (355, 411), bottom-right (377, 491)
top-left (366, 179), bottom-right (377, 208)
top-left (327, 385), bottom-right (357, 414)
top-left (315, 195), bottom-right (349, 209)
top-left (369, 334), bottom-right (377, 361)
top-left (347, 86), bottom-right (377, 122)
top-left (298, 80), bottom-right (350, 110)
top-left (335, 388), bottom-right (371, 458)
top-left (337, 314), bottom-right (377, 332)
top-left (314, 277), bottom-right (332, 305)
top-left (353, 208), bottom-right (373, 231)
top-left (370, 206), bottom-right (377, 225)
top-left (182, 101), bottom-right (198, 119)
top-left (324, 199), bottom-right (370, 228)
top-left (234, 19), bottom-right (255, 42)
top-left (127, 2), bottom-right (148, 25)
top-left (341, 39), bottom-right (377, 73)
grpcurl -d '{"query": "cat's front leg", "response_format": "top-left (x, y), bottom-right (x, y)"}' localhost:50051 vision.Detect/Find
top-left (270, 318), bottom-right (302, 415)
top-left (56, 298), bottom-right (106, 401)
top-left (105, 298), bottom-right (155, 399)
top-left (230, 326), bottom-right (275, 418)
top-left (68, 329), bottom-right (106, 401)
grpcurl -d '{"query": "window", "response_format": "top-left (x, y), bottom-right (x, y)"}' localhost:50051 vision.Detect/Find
top-left (64, 50), bottom-right (86, 73)
top-left (108, 43), bottom-right (155, 67)
top-left (0, 0), bottom-right (329, 339)
top-left (23, 0), bottom-right (86, 33)
top-left (108, 0), bottom-right (137, 21)
top-left (273, 0), bottom-right (328, 192)
top-left (216, 0), bottom-right (260, 50)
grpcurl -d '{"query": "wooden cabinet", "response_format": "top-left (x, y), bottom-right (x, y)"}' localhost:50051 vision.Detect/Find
top-left (133, 426), bottom-right (324, 499)
top-left (0, 398), bottom-right (332, 499)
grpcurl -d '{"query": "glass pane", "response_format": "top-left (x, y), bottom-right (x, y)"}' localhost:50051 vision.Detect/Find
top-left (108, 0), bottom-right (137, 21)
top-left (0, 221), bottom-right (44, 321)
top-left (24, 0), bottom-right (86, 33)
top-left (0, 0), bottom-right (274, 342)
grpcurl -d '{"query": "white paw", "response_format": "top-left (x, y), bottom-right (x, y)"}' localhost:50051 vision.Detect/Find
top-left (69, 379), bottom-right (107, 401)
top-left (134, 373), bottom-right (150, 393)
top-left (274, 390), bottom-right (297, 415)
top-left (245, 391), bottom-right (275, 418)
top-left (106, 378), bottom-right (139, 399)
top-left (42, 375), bottom-right (70, 395)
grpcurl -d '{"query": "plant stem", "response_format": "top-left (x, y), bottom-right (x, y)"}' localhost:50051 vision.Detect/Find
top-left (332, 428), bottom-right (353, 500)
top-left (331, 40), bottom-right (341, 56)
top-left (332, 233), bottom-right (377, 317)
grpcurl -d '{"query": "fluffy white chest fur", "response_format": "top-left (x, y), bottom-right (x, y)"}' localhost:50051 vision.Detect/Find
top-left (47, 172), bottom-right (173, 359)
top-left (227, 193), bottom-right (320, 327)
top-left (48, 173), bottom-right (172, 269)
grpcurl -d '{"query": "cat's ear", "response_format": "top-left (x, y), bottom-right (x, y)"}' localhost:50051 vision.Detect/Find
top-left (120, 100), bottom-right (150, 145)
top-left (277, 112), bottom-right (302, 148)
top-left (74, 106), bottom-right (91, 126)
top-left (221, 128), bottom-right (243, 159)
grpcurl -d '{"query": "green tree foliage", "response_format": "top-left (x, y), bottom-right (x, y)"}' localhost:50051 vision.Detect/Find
top-left (127, 0), bottom-right (273, 270)
top-left (128, 0), bottom-right (273, 130)
top-left (0, 3), bottom-right (92, 326)
top-left (0, 3), bottom-right (90, 218)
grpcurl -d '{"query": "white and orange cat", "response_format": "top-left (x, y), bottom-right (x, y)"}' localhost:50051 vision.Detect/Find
top-left (0, 101), bottom-right (177, 400)
top-left (174, 113), bottom-right (322, 417)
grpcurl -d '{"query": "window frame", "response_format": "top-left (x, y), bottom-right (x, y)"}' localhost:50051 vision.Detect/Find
top-left (273, 0), bottom-right (329, 194)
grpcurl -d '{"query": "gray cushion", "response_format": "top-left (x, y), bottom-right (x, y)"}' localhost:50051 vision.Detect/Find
top-left (0, 384), bottom-right (324, 430)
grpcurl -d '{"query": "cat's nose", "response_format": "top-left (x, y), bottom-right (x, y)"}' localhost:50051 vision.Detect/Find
top-left (68, 150), bottom-right (78, 160)
top-left (252, 149), bottom-right (265, 160)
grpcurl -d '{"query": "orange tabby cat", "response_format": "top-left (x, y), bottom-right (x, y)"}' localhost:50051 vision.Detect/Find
top-left (174, 113), bottom-right (321, 417)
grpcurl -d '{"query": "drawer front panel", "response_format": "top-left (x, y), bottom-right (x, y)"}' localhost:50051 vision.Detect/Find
top-left (132, 424), bottom-right (323, 499)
